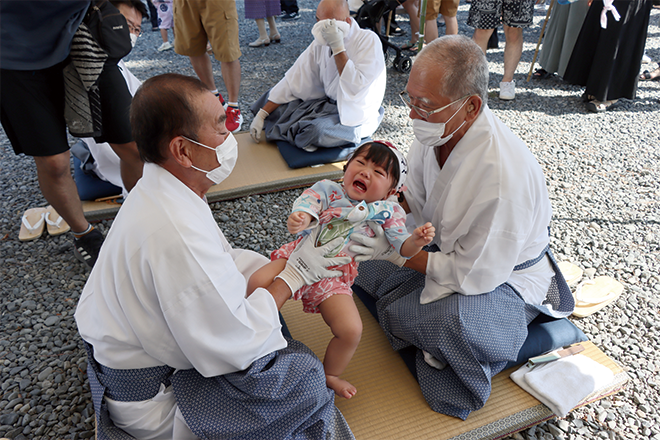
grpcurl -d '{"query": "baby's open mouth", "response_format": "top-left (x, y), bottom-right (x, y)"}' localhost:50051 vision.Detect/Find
top-left (353, 180), bottom-right (367, 192)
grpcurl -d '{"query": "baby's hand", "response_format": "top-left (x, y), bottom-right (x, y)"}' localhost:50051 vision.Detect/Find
top-left (412, 222), bottom-right (435, 247)
top-left (287, 212), bottom-right (312, 235)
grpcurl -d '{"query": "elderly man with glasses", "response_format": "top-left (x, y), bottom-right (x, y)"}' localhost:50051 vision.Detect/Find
top-left (350, 35), bottom-right (575, 420)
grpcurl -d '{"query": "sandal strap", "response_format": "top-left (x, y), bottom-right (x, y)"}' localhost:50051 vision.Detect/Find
top-left (45, 211), bottom-right (64, 228)
top-left (22, 211), bottom-right (46, 232)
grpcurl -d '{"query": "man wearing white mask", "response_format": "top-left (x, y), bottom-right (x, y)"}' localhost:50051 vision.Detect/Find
top-left (75, 73), bottom-right (355, 439)
top-left (249, 0), bottom-right (386, 149)
top-left (349, 36), bottom-right (575, 420)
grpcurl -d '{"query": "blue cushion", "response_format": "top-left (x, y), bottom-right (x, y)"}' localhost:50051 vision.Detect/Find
top-left (73, 156), bottom-right (123, 201)
top-left (275, 140), bottom-right (363, 169)
top-left (352, 285), bottom-right (588, 378)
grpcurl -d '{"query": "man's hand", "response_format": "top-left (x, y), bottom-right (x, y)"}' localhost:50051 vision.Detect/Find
top-left (320, 19), bottom-right (346, 56)
top-left (276, 226), bottom-right (351, 294)
top-left (349, 221), bottom-right (406, 266)
top-left (249, 108), bottom-right (269, 143)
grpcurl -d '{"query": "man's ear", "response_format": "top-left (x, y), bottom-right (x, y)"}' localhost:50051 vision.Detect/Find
top-left (465, 96), bottom-right (483, 122)
top-left (169, 136), bottom-right (193, 168)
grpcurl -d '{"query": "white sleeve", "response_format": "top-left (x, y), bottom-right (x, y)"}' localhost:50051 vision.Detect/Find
top-left (336, 31), bottom-right (386, 127)
top-left (421, 199), bottom-right (533, 303)
top-left (158, 234), bottom-right (287, 378)
top-left (268, 45), bottom-right (326, 104)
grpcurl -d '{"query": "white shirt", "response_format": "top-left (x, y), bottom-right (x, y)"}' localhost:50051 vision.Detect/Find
top-left (268, 17), bottom-right (386, 138)
top-left (405, 106), bottom-right (555, 305)
top-left (75, 163), bottom-right (287, 438)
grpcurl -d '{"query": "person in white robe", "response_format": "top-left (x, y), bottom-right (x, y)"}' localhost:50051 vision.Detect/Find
top-left (349, 35), bottom-right (574, 420)
top-left (75, 73), bottom-right (355, 440)
top-left (249, 0), bottom-right (386, 149)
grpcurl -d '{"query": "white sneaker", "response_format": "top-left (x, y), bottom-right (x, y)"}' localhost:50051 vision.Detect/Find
top-left (642, 52), bottom-right (652, 64)
top-left (157, 41), bottom-right (173, 52)
top-left (499, 81), bottom-right (515, 100)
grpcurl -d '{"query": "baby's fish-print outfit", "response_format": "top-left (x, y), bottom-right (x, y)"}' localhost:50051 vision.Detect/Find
top-left (271, 180), bottom-right (410, 313)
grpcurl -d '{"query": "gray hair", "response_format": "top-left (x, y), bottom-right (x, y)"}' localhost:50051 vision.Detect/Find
top-left (416, 35), bottom-right (489, 107)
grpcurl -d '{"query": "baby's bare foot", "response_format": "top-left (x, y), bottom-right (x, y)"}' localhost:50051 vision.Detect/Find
top-left (326, 375), bottom-right (357, 399)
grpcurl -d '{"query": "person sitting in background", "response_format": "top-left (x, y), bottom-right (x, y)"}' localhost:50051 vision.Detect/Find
top-left (250, 0), bottom-right (386, 150)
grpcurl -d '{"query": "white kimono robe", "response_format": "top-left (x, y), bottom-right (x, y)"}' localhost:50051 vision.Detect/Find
top-left (75, 163), bottom-right (287, 439)
top-left (268, 17), bottom-right (386, 138)
top-left (405, 105), bottom-right (556, 305)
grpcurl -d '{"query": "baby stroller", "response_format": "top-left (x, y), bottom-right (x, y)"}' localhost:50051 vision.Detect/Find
top-left (354, 0), bottom-right (412, 73)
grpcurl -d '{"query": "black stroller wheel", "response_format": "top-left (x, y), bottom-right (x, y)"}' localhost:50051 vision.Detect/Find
top-left (395, 56), bottom-right (412, 73)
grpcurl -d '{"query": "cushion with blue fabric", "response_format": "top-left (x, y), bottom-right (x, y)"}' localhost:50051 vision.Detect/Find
top-left (276, 139), bottom-right (365, 169)
top-left (352, 285), bottom-right (588, 379)
top-left (73, 156), bottom-right (122, 201)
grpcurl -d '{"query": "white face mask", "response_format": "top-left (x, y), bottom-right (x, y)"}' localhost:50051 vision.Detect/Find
top-left (184, 133), bottom-right (238, 185)
top-left (130, 33), bottom-right (138, 48)
top-left (311, 19), bottom-right (350, 47)
top-left (412, 98), bottom-right (469, 147)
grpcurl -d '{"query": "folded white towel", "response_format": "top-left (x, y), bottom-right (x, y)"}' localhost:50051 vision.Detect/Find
top-left (510, 354), bottom-right (614, 417)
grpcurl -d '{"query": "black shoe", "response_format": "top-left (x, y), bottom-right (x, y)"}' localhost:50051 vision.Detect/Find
top-left (281, 11), bottom-right (300, 20)
top-left (73, 228), bottom-right (104, 269)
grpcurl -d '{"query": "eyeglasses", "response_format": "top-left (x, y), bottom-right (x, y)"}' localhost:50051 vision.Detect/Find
top-left (399, 91), bottom-right (471, 120)
top-left (128, 24), bottom-right (142, 37)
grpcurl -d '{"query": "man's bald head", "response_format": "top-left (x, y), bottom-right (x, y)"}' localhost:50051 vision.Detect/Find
top-left (316, 0), bottom-right (350, 21)
top-left (415, 35), bottom-right (489, 106)
top-left (130, 74), bottom-right (209, 164)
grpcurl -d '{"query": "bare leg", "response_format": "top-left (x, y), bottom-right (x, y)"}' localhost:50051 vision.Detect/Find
top-left (247, 259), bottom-right (287, 297)
top-left (472, 28), bottom-right (494, 54)
top-left (159, 28), bottom-right (168, 43)
top-left (318, 294), bottom-right (362, 399)
top-left (188, 53), bottom-right (217, 91)
top-left (402, 0), bottom-right (419, 44)
top-left (33, 151), bottom-right (90, 233)
top-left (108, 141), bottom-right (143, 192)
top-left (424, 19), bottom-right (438, 43)
top-left (220, 59), bottom-right (241, 104)
top-left (502, 25), bottom-right (523, 83)
top-left (443, 15), bottom-right (458, 35)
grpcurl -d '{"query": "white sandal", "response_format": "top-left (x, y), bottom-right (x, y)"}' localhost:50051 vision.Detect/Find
top-left (45, 205), bottom-right (70, 236)
top-left (572, 276), bottom-right (623, 317)
top-left (19, 207), bottom-right (47, 241)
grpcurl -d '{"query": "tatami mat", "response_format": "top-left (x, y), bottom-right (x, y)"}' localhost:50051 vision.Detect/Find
top-left (81, 132), bottom-right (345, 221)
top-left (280, 296), bottom-right (628, 440)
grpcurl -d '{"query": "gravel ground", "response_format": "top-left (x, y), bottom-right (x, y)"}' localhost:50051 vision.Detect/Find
top-left (1, 1), bottom-right (659, 439)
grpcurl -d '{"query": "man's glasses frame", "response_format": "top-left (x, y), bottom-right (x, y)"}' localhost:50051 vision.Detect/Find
top-left (399, 91), bottom-right (471, 120)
